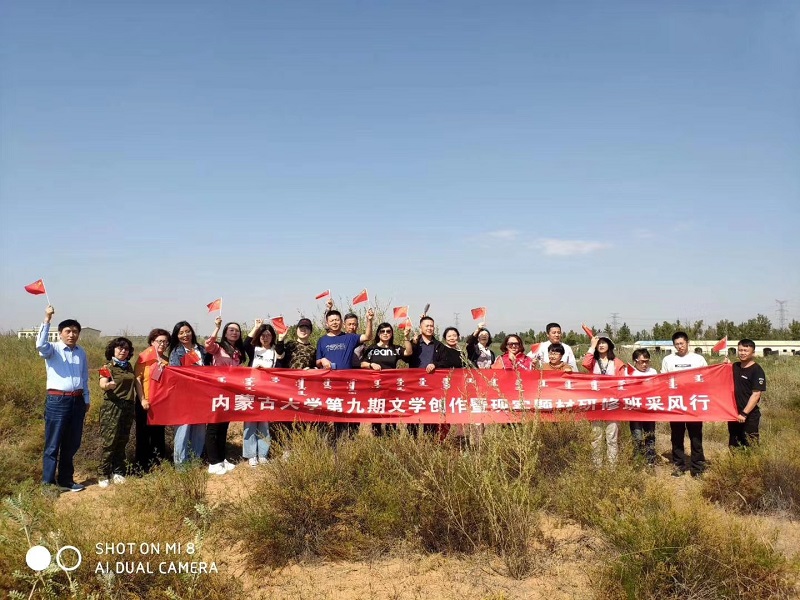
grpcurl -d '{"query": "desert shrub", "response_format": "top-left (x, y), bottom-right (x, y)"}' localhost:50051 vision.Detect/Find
top-left (594, 483), bottom-right (793, 599)
top-left (1, 467), bottom-right (241, 599)
top-left (702, 434), bottom-right (800, 516)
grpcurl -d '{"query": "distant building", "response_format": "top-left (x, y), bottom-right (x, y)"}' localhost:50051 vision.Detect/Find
top-left (622, 340), bottom-right (800, 357)
top-left (16, 326), bottom-right (102, 343)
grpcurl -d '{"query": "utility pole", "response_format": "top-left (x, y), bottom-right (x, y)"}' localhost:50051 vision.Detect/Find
top-left (776, 300), bottom-right (788, 330)
top-left (610, 312), bottom-right (620, 336)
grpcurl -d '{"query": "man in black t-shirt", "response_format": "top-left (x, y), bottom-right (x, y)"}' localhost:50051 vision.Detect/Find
top-left (728, 338), bottom-right (766, 447)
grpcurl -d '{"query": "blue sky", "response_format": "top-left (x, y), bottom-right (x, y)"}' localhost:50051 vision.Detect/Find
top-left (2, 1), bottom-right (798, 337)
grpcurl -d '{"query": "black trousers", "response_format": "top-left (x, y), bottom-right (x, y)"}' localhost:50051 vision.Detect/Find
top-left (728, 410), bottom-right (760, 447)
top-left (205, 422), bottom-right (230, 464)
top-left (134, 400), bottom-right (165, 472)
top-left (670, 421), bottom-right (705, 475)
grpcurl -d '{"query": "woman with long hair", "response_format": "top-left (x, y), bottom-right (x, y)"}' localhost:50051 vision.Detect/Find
top-left (205, 316), bottom-right (247, 475)
top-left (361, 322), bottom-right (413, 435)
top-left (134, 328), bottom-right (169, 472)
top-left (492, 335), bottom-right (534, 370)
top-left (582, 335), bottom-right (626, 466)
top-left (242, 322), bottom-right (284, 465)
top-left (168, 321), bottom-right (207, 466)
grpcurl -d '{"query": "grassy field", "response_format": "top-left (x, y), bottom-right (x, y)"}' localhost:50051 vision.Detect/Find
top-left (1, 334), bottom-right (798, 599)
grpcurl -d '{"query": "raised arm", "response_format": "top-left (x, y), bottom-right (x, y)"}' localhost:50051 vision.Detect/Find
top-left (359, 308), bottom-right (375, 343)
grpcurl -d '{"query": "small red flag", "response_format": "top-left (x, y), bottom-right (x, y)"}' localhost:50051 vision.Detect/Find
top-left (181, 350), bottom-right (201, 367)
top-left (24, 279), bottom-right (46, 295)
top-left (393, 306), bottom-right (409, 320)
top-left (398, 318), bottom-right (412, 331)
top-left (352, 289), bottom-right (368, 305)
top-left (138, 346), bottom-right (157, 363)
top-left (471, 307), bottom-right (486, 321)
top-left (207, 298), bottom-right (222, 313)
top-left (581, 323), bottom-right (594, 338)
top-left (712, 336), bottom-right (728, 354)
top-left (271, 316), bottom-right (288, 335)
top-left (98, 366), bottom-right (113, 379)
top-left (530, 342), bottom-right (542, 354)
top-left (315, 289), bottom-right (331, 300)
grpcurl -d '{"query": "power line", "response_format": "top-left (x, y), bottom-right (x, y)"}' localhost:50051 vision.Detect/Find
top-left (776, 300), bottom-right (788, 330)
top-left (610, 313), bottom-right (620, 335)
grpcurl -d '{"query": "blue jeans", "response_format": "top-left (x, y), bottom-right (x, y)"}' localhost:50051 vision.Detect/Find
top-left (243, 422), bottom-right (270, 459)
top-left (173, 424), bottom-right (206, 465)
top-left (43, 394), bottom-right (87, 486)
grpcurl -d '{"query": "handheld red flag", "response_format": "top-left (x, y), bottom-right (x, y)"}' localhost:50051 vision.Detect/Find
top-left (581, 323), bottom-right (594, 338)
top-left (138, 346), bottom-right (157, 363)
top-left (471, 307), bottom-right (486, 321)
top-left (398, 318), bottom-right (413, 331)
top-left (352, 289), bottom-right (369, 305)
top-left (24, 279), bottom-right (47, 295)
top-left (271, 316), bottom-right (289, 335)
top-left (315, 289), bottom-right (331, 300)
top-left (181, 350), bottom-right (201, 367)
top-left (530, 342), bottom-right (542, 354)
top-left (393, 306), bottom-right (409, 320)
top-left (207, 298), bottom-right (222, 313)
top-left (712, 336), bottom-right (728, 354)
top-left (98, 366), bottom-right (113, 380)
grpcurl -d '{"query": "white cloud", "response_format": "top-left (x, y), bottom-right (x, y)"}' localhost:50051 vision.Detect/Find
top-left (633, 228), bottom-right (654, 239)
top-left (487, 229), bottom-right (520, 240)
top-left (532, 238), bottom-right (611, 256)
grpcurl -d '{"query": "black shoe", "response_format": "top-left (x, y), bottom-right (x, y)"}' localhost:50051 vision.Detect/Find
top-left (671, 469), bottom-right (686, 478)
top-left (690, 471), bottom-right (704, 479)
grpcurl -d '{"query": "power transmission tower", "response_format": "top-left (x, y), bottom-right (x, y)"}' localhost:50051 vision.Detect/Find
top-left (610, 313), bottom-right (620, 336)
top-left (453, 312), bottom-right (460, 330)
top-left (776, 300), bottom-right (788, 330)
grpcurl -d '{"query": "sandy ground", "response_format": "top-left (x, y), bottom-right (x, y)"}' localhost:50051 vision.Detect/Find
top-left (54, 423), bottom-right (799, 600)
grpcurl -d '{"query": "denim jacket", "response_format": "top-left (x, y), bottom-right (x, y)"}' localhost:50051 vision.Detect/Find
top-left (169, 344), bottom-right (207, 367)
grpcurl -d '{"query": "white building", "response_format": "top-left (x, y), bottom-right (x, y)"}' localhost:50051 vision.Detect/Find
top-left (16, 326), bottom-right (102, 343)
top-left (623, 340), bottom-right (800, 357)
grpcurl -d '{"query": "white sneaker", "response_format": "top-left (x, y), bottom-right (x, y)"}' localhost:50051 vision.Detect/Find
top-left (223, 459), bottom-right (236, 471)
top-left (98, 479), bottom-right (110, 488)
top-left (112, 474), bottom-right (126, 485)
top-left (208, 463), bottom-right (227, 476)
top-left (258, 456), bottom-right (269, 465)
top-left (247, 457), bottom-right (258, 467)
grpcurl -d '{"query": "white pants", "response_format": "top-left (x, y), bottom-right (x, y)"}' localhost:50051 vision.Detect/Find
top-left (591, 421), bottom-right (619, 466)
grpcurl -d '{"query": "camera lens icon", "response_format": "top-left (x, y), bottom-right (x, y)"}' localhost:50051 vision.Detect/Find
top-left (26, 545), bottom-right (82, 572)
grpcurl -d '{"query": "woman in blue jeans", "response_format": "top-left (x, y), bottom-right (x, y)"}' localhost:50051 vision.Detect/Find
top-left (242, 322), bottom-right (284, 465)
top-left (168, 321), bottom-right (207, 466)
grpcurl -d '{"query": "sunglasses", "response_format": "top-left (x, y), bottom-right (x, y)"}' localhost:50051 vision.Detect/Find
top-left (507, 342), bottom-right (521, 347)
top-left (379, 328), bottom-right (393, 334)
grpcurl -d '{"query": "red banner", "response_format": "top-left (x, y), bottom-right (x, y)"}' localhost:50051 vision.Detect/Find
top-left (148, 365), bottom-right (737, 426)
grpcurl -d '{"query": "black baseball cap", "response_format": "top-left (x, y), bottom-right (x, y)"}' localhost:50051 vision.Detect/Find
top-left (297, 318), bottom-right (313, 330)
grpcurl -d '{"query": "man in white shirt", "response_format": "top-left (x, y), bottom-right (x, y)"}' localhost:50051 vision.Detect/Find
top-left (527, 322), bottom-right (578, 371)
top-left (661, 331), bottom-right (708, 478)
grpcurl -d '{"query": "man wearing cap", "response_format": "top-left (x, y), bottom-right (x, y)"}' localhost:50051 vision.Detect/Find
top-left (36, 305), bottom-right (90, 492)
top-left (278, 317), bottom-right (317, 370)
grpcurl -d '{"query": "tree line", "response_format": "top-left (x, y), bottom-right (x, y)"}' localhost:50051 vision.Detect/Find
top-left (493, 314), bottom-right (800, 345)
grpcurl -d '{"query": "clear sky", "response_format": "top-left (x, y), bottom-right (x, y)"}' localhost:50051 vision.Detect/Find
top-left (2, 1), bottom-right (798, 337)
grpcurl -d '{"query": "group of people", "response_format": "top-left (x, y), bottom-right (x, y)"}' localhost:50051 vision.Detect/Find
top-left (35, 304), bottom-right (766, 492)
